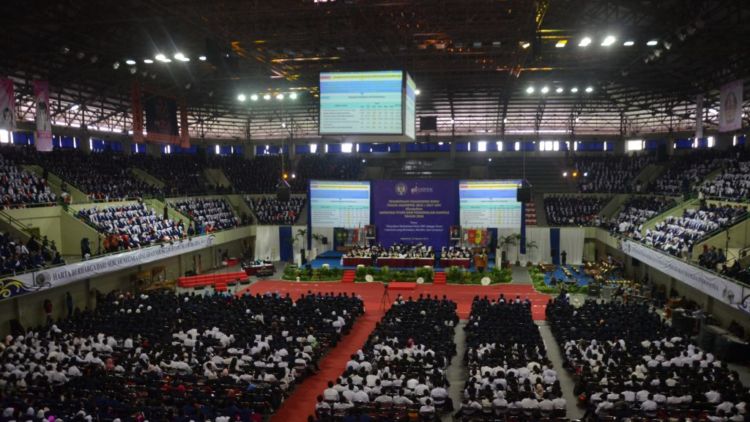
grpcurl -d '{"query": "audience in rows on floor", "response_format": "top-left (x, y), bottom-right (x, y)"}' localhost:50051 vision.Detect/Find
top-left (459, 296), bottom-right (565, 420)
top-left (172, 198), bottom-right (240, 232)
top-left (574, 154), bottom-right (654, 193)
top-left (603, 196), bottom-right (677, 237)
top-left (0, 290), bottom-right (364, 421)
top-left (547, 299), bottom-right (749, 420)
top-left (544, 195), bottom-right (610, 226)
top-left (639, 204), bottom-right (747, 257)
top-left (0, 154), bottom-right (56, 208)
top-left (77, 202), bottom-right (185, 251)
top-left (315, 295), bottom-right (458, 421)
top-left (250, 196), bottom-right (305, 225)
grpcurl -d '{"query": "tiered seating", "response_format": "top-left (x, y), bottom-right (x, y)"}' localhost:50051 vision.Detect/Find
top-left (0, 290), bottom-right (364, 421)
top-left (0, 153), bottom-right (56, 208)
top-left (547, 300), bottom-right (748, 420)
top-left (544, 195), bottom-right (611, 226)
top-left (316, 296), bottom-right (458, 421)
top-left (604, 195), bottom-right (676, 237)
top-left (641, 205), bottom-right (747, 256)
top-left (652, 151), bottom-right (729, 195)
top-left (130, 154), bottom-right (210, 196)
top-left (460, 297), bottom-right (565, 420)
top-left (77, 202), bottom-right (185, 251)
top-left (172, 198), bottom-right (239, 232)
top-left (0, 232), bottom-right (52, 276)
top-left (700, 152), bottom-right (750, 201)
top-left (524, 202), bottom-right (537, 226)
top-left (250, 196), bottom-right (306, 225)
top-left (574, 154), bottom-right (654, 193)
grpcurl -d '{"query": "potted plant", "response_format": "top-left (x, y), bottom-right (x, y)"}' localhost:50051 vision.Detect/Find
top-left (525, 240), bottom-right (539, 266)
top-left (499, 234), bottom-right (520, 268)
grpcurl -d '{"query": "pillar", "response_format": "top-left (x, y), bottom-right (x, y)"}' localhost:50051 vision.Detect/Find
top-left (614, 136), bottom-right (626, 155)
top-left (244, 142), bottom-right (256, 159)
top-left (79, 132), bottom-right (91, 153)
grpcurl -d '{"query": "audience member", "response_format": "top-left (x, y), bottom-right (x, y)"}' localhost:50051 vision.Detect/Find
top-left (575, 154), bottom-right (654, 193)
top-left (545, 196), bottom-right (610, 226)
top-left (251, 196), bottom-right (305, 225)
top-left (603, 196), bottom-right (676, 237)
top-left (172, 198), bottom-right (240, 232)
top-left (0, 153), bottom-right (56, 207)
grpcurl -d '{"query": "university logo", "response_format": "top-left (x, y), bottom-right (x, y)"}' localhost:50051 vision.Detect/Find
top-left (395, 182), bottom-right (408, 196)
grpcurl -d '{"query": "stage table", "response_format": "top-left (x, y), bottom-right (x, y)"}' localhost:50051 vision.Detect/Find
top-left (342, 257), bottom-right (372, 267)
top-left (242, 262), bottom-right (275, 276)
top-left (440, 258), bottom-right (471, 268)
top-left (377, 257), bottom-right (435, 268)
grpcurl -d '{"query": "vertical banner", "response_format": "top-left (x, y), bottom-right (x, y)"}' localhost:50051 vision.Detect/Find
top-left (179, 98), bottom-right (190, 148)
top-left (719, 80), bottom-right (743, 132)
top-left (33, 80), bottom-right (53, 151)
top-left (131, 81), bottom-right (144, 143)
top-left (695, 94), bottom-right (703, 140)
top-left (0, 78), bottom-right (16, 131)
top-left (144, 95), bottom-right (178, 144)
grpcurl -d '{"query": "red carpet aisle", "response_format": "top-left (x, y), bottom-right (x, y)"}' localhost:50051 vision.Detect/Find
top-left (235, 281), bottom-right (551, 421)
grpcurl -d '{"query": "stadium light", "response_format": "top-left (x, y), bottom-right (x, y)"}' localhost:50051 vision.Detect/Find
top-left (125, 59), bottom-right (136, 65)
top-left (112, 62), bottom-right (120, 70)
top-left (541, 86), bottom-right (550, 94)
top-left (263, 93), bottom-right (271, 100)
top-left (556, 87), bottom-right (564, 93)
top-left (250, 94), bottom-right (259, 101)
top-left (198, 55), bottom-right (207, 61)
top-left (415, 89), bottom-right (421, 96)
top-left (143, 59), bottom-right (154, 64)
top-left (237, 94), bottom-right (246, 102)
top-left (155, 53), bottom-right (171, 63)
top-left (174, 52), bottom-right (190, 62)
top-left (526, 86), bottom-right (535, 94)
top-left (555, 40), bottom-right (567, 48)
top-left (623, 40), bottom-right (635, 46)
top-left (289, 92), bottom-right (298, 100)
top-left (571, 87), bottom-right (579, 93)
top-left (276, 93), bottom-right (285, 100)
top-left (585, 86), bottom-right (594, 93)
top-left (647, 40), bottom-right (658, 46)
top-left (521, 42), bottom-right (531, 49)
top-left (601, 35), bottom-right (616, 46)
top-left (579, 37), bottom-right (592, 47)
top-left (562, 171), bottom-right (568, 177)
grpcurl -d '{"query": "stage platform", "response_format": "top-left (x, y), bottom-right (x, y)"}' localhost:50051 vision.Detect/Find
top-left (310, 252), bottom-right (496, 271)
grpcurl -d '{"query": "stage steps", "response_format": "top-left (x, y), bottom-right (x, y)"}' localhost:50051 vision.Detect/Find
top-left (342, 270), bottom-right (356, 283)
top-left (434, 272), bottom-right (447, 285)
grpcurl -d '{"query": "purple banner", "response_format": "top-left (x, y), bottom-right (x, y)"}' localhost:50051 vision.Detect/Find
top-left (372, 180), bottom-right (458, 248)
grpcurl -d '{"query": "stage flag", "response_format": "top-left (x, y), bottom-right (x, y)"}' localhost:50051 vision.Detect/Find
top-left (719, 80), bottom-right (743, 132)
top-left (0, 78), bottom-right (16, 131)
top-left (33, 80), bottom-right (53, 151)
top-left (131, 82), bottom-right (144, 143)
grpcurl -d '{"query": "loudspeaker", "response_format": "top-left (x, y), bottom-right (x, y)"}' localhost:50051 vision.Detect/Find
top-left (276, 185), bottom-right (290, 202)
top-left (420, 116), bottom-right (438, 131)
top-left (517, 187), bottom-right (532, 202)
top-left (321, 236), bottom-right (328, 245)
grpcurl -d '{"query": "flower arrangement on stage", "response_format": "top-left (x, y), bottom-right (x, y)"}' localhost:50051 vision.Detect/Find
top-left (282, 264), bottom-right (343, 281)
top-left (444, 266), bottom-right (511, 285)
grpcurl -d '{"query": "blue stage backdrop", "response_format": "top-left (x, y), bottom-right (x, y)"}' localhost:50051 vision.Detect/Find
top-left (372, 180), bottom-right (458, 248)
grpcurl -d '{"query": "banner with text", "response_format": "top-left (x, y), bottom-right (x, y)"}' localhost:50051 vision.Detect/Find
top-left (719, 80), bottom-right (743, 132)
top-left (621, 240), bottom-right (749, 314)
top-left (372, 180), bottom-right (457, 248)
top-left (33, 80), bottom-right (52, 151)
top-left (0, 235), bottom-right (215, 300)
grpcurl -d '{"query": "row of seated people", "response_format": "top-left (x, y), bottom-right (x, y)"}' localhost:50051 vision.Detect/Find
top-left (574, 154), bottom-right (654, 193)
top-left (698, 245), bottom-right (727, 272)
top-left (651, 150), bottom-right (731, 196)
top-left (699, 154), bottom-right (750, 201)
top-left (638, 205), bottom-right (747, 257)
top-left (458, 296), bottom-right (566, 420)
top-left (0, 153), bottom-right (56, 208)
top-left (544, 195), bottom-right (610, 226)
top-left (129, 154), bottom-right (211, 196)
top-left (0, 233), bottom-right (59, 276)
top-left (0, 290), bottom-right (364, 421)
top-left (440, 246), bottom-right (472, 259)
top-left (77, 203), bottom-right (185, 251)
top-left (250, 196), bottom-right (305, 225)
top-left (603, 196), bottom-right (677, 237)
top-left (315, 295), bottom-right (458, 421)
top-left (172, 198), bottom-right (240, 232)
top-left (547, 299), bottom-right (749, 421)
top-left (345, 243), bottom-right (435, 259)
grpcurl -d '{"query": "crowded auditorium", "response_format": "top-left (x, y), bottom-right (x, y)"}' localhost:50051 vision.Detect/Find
top-left (0, 1), bottom-right (749, 421)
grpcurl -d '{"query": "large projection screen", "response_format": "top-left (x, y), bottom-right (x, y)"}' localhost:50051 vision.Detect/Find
top-left (310, 180), bottom-right (371, 228)
top-left (319, 71), bottom-right (404, 135)
top-left (404, 73), bottom-right (417, 140)
top-left (459, 180), bottom-right (522, 229)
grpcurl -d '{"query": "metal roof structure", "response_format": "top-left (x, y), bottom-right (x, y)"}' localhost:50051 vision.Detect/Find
top-left (2, 0), bottom-right (749, 141)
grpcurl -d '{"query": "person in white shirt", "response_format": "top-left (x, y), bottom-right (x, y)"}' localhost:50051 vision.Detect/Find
top-left (323, 381), bottom-right (339, 402)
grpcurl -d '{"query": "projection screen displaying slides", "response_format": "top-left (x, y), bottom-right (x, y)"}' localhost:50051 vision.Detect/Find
top-left (459, 180), bottom-right (523, 228)
top-left (310, 180), bottom-right (371, 228)
top-left (319, 71), bottom-right (404, 135)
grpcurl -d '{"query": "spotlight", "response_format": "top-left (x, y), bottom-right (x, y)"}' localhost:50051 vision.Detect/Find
top-left (155, 54), bottom-right (171, 63)
top-left (276, 93), bottom-right (284, 100)
top-left (112, 62), bottom-right (120, 70)
top-left (289, 92), bottom-right (298, 100)
top-left (263, 94), bottom-right (271, 101)
top-left (571, 87), bottom-right (579, 93)
top-left (174, 52), bottom-right (190, 62)
top-left (541, 86), bottom-right (550, 94)
top-left (281, 122), bottom-right (286, 128)
top-left (125, 59), bottom-right (136, 65)
top-left (526, 86), bottom-right (535, 94)
top-left (572, 171), bottom-right (578, 177)
top-left (414, 89), bottom-right (421, 95)
top-left (579, 37), bottom-right (592, 47)
top-left (362, 159), bottom-right (366, 163)
top-left (585, 86), bottom-right (594, 93)
top-left (250, 94), bottom-right (259, 101)
top-left (623, 40), bottom-right (635, 46)
top-left (488, 158), bottom-right (493, 162)
top-left (198, 55), bottom-right (207, 61)
top-left (647, 40), bottom-right (658, 46)
top-left (283, 173), bottom-right (288, 180)
top-left (583, 172), bottom-right (588, 177)
top-left (556, 87), bottom-right (564, 93)
top-left (601, 35), bottom-right (616, 46)
top-left (562, 171), bottom-right (568, 177)
top-left (237, 94), bottom-right (246, 102)
top-left (291, 173), bottom-right (296, 179)
top-left (143, 59), bottom-right (154, 64)
top-left (555, 40), bottom-right (568, 48)
top-left (521, 42), bottom-right (531, 49)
